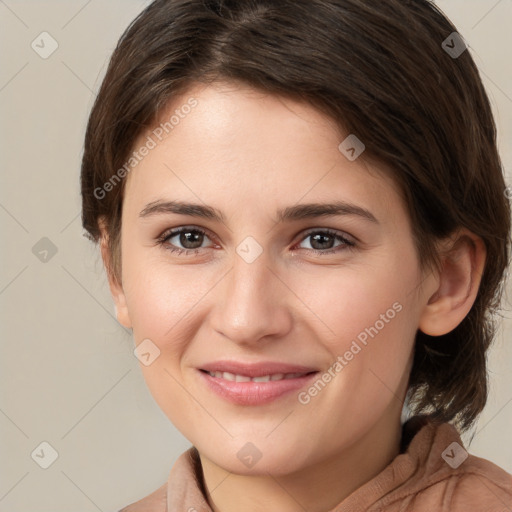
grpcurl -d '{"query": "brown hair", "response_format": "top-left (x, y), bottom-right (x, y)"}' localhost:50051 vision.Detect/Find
top-left (80, 0), bottom-right (511, 431)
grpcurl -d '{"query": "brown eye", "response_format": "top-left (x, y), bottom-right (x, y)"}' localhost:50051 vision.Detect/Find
top-left (296, 229), bottom-right (355, 255)
top-left (157, 226), bottom-right (214, 254)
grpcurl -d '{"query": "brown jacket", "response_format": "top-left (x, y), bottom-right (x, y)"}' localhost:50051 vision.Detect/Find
top-left (119, 419), bottom-right (512, 511)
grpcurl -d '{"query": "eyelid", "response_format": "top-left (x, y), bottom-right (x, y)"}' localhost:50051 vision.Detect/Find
top-left (157, 225), bottom-right (357, 257)
top-left (296, 227), bottom-right (357, 245)
top-left (156, 225), bottom-right (217, 246)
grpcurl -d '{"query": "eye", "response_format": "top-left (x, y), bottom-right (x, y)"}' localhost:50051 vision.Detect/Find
top-left (294, 229), bottom-right (355, 255)
top-left (156, 226), bottom-right (356, 257)
top-left (157, 226), bottom-right (216, 255)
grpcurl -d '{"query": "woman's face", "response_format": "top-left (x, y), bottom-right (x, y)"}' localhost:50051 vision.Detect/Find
top-left (112, 81), bottom-right (432, 475)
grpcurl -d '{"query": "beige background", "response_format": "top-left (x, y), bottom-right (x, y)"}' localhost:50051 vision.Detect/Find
top-left (0, 1), bottom-right (511, 511)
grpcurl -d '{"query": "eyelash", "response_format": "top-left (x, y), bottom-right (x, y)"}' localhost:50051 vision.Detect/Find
top-left (156, 226), bottom-right (356, 257)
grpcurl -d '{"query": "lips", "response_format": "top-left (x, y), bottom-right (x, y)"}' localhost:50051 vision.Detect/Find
top-left (199, 360), bottom-right (318, 378)
top-left (197, 360), bottom-right (319, 405)
top-left (204, 370), bottom-right (308, 382)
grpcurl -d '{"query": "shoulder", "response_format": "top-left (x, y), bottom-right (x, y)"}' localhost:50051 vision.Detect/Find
top-left (411, 445), bottom-right (512, 511)
top-left (118, 482), bottom-right (167, 512)
top-left (439, 454), bottom-right (512, 511)
top-left (380, 420), bottom-right (512, 511)
top-left (405, 465), bottom-right (512, 512)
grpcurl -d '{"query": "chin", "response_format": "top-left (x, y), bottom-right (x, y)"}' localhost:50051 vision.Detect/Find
top-left (199, 439), bottom-right (314, 477)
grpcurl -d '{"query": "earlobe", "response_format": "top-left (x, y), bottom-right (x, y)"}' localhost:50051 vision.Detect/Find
top-left (111, 291), bottom-right (132, 330)
top-left (107, 272), bottom-right (132, 329)
top-left (419, 230), bottom-right (486, 336)
top-left (98, 218), bottom-right (132, 329)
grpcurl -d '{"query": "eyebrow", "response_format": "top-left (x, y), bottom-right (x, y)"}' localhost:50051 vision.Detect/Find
top-left (139, 200), bottom-right (378, 224)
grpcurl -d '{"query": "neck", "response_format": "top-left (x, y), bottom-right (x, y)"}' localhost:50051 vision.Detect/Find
top-left (198, 411), bottom-right (403, 512)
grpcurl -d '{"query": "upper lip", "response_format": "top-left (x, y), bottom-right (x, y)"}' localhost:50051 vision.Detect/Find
top-left (199, 360), bottom-right (319, 378)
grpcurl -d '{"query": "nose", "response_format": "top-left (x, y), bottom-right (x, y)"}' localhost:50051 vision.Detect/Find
top-left (210, 246), bottom-right (293, 346)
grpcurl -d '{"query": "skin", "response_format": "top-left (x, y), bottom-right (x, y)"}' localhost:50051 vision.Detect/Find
top-left (100, 80), bottom-right (486, 512)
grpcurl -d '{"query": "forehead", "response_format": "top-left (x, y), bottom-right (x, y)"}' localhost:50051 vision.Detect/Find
top-left (123, 81), bottom-right (407, 229)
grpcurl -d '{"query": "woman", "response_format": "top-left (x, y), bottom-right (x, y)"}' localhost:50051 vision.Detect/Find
top-left (80, 0), bottom-right (512, 510)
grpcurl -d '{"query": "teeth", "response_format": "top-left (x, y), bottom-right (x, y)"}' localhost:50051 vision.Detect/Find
top-left (207, 371), bottom-right (308, 382)
top-left (253, 375), bottom-right (270, 382)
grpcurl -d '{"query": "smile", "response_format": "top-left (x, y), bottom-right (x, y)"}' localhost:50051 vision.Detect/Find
top-left (205, 371), bottom-right (310, 382)
top-left (198, 368), bottom-right (319, 405)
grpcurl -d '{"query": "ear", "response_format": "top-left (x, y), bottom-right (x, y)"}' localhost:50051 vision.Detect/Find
top-left (98, 217), bottom-right (132, 329)
top-left (419, 229), bottom-right (486, 336)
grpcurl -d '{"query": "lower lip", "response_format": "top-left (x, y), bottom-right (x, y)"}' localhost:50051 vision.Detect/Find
top-left (198, 370), bottom-right (319, 405)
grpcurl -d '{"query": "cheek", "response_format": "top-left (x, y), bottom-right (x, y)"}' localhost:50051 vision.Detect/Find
top-left (293, 251), bottom-right (420, 397)
top-left (298, 259), bottom-right (417, 347)
top-left (122, 247), bottom-right (207, 341)
top-left (121, 255), bottom-right (208, 432)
